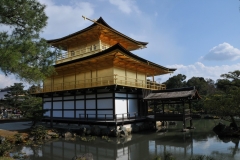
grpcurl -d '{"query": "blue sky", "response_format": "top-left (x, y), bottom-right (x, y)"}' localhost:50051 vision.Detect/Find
top-left (1, 0), bottom-right (240, 88)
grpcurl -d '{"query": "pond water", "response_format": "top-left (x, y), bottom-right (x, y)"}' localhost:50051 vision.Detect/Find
top-left (11, 119), bottom-right (240, 160)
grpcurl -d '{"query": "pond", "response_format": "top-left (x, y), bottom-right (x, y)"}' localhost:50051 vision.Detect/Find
top-left (11, 119), bottom-right (240, 160)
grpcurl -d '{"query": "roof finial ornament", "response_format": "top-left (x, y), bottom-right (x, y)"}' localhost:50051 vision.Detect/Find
top-left (82, 15), bottom-right (96, 22)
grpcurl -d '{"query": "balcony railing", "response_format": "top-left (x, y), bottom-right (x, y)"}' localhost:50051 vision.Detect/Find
top-left (55, 44), bottom-right (109, 64)
top-left (56, 49), bottom-right (101, 64)
top-left (30, 75), bottom-right (166, 94)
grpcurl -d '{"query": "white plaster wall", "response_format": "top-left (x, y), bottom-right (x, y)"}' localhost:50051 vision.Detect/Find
top-left (128, 99), bottom-right (138, 117)
top-left (43, 102), bottom-right (51, 109)
top-left (115, 93), bottom-right (127, 98)
top-left (86, 110), bottom-right (96, 118)
top-left (64, 96), bottom-right (74, 100)
top-left (86, 100), bottom-right (96, 109)
top-left (97, 99), bottom-right (113, 109)
top-left (97, 93), bottom-right (112, 98)
top-left (43, 111), bottom-right (50, 117)
top-left (86, 94), bottom-right (95, 99)
top-left (64, 111), bottom-right (74, 118)
top-left (115, 99), bottom-right (127, 118)
top-left (98, 110), bottom-right (113, 119)
top-left (43, 98), bottom-right (51, 101)
top-left (76, 110), bottom-right (85, 118)
top-left (76, 100), bottom-right (84, 109)
top-left (64, 101), bottom-right (74, 109)
top-left (53, 111), bottom-right (62, 117)
top-left (128, 94), bottom-right (137, 98)
top-left (53, 102), bottom-right (62, 109)
top-left (76, 95), bottom-right (84, 99)
top-left (53, 97), bottom-right (62, 100)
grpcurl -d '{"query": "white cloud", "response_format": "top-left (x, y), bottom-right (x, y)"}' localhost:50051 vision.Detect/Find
top-left (159, 62), bottom-right (240, 83)
top-left (0, 24), bottom-right (13, 33)
top-left (202, 42), bottom-right (240, 61)
top-left (39, 0), bottom-right (94, 39)
top-left (109, 0), bottom-right (140, 14)
top-left (0, 74), bottom-right (22, 88)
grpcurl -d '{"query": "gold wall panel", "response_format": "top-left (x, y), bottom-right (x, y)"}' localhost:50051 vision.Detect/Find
top-left (44, 78), bottom-right (52, 86)
top-left (76, 72), bottom-right (85, 81)
top-left (54, 77), bottom-right (63, 84)
top-left (98, 68), bottom-right (113, 77)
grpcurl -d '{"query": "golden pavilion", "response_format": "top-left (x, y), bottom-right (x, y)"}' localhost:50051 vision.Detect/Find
top-left (32, 17), bottom-right (176, 126)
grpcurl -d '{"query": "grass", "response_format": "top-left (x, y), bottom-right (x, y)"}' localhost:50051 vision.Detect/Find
top-left (0, 157), bottom-right (14, 160)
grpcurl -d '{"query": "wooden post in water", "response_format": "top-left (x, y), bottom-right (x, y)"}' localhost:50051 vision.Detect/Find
top-left (154, 101), bottom-right (157, 129)
top-left (189, 101), bottom-right (193, 128)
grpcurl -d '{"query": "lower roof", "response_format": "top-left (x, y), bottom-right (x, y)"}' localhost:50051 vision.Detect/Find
top-left (144, 87), bottom-right (201, 102)
top-left (55, 43), bottom-right (176, 76)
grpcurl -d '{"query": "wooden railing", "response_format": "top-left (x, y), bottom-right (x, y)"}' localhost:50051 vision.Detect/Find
top-left (56, 49), bottom-right (102, 64)
top-left (151, 109), bottom-right (192, 121)
top-left (30, 75), bottom-right (166, 93)
top-left (55, 43), bottom-right (109, 64)
top-left (79, 112), bottom-right (143, 123)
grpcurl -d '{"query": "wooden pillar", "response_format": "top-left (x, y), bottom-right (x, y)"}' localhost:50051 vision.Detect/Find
top-left (50, 95), bottom-right (53, 128)
top-left (182, 101), bottom-right (186, 129)
top-left (154, 101), bottom-right (157, 129)
top-left (51, 76), bottom-right (53, 92)
top-left (154, 101), bottom-right (156, 120)
top-left (162, 102), bottom-right (165, 126)
top-left (191, 132), bottom-right (193, 156)
top-left (63, 70), bottom-right (65, 90)
top-left (74, 67), bottom-right (77, 89)
top-left (99, 39), bottom-right (102, 51)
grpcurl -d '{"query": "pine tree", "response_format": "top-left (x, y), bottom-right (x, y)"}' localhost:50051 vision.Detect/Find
top-left (0, 0), bottom-right (61, 83)
top-left (4, 83), bottom-right (26, 109)
top-left (205, 70), bottom-right (240, 129)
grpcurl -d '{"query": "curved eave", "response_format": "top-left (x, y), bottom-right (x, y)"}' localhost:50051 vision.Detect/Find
top-left (47, 17), bottom-right (148, 48)
top-left (54, 43), bottom-right (176, 74)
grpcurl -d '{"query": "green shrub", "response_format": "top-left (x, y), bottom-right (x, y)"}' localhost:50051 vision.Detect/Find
top-left (152, 156), bottom-right (161, 160)
top-left (164, 152), bottom-right (175, 160)
top-left (13, 133), bottom-right (22, 144)
top-left (30, 125), bottom-right (47, 140)
top-left (0, 140), bottom-right (13, 157)
top-left (189, 155), bottom-right (215, 160)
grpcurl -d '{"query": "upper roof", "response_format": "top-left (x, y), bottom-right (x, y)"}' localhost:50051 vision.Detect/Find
top-left (54, 43), bottom-right (176, 76)
top-left (144, 87), bottom-right (201, 101)
top-left (47, 17), bottom-right (148, 51)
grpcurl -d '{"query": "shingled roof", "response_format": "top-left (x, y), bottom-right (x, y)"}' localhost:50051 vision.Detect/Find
top-left (144, 87), bottom-right (201, 101)
top-left (47, 17), bottom-right (148, 47)
top-left (54, 43), bottom-right (176, 73)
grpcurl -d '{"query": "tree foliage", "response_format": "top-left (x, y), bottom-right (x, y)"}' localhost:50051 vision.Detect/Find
top-left (163, 74), bottom-right (187, 89)
top-left (20, 92), bottom-right (46, 126)
top-left (3, 83), bottom-right (46, 126)
top-left (205, 70), bottom-right (240, 128)
top-left (0, 0), bottom-right (61, 83)
top-left (205, 89), bottom-right (240, 117)
top-left (4, 83), bottom-right (26, 109)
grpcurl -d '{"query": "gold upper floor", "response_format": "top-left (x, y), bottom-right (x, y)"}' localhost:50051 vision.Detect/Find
top-left (34, 17), bottom-right (175, 94)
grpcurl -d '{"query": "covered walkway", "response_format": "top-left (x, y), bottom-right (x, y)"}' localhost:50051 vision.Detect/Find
top-left (144, 87), bottom-right (201, 129)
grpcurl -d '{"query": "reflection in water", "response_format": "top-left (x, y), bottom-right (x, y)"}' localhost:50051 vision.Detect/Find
top-left (12, 119), bottom-right (240, 160)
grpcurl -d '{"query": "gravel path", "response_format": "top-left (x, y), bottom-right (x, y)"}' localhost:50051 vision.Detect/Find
top-left (0, 121), bottom-right (32, 131)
